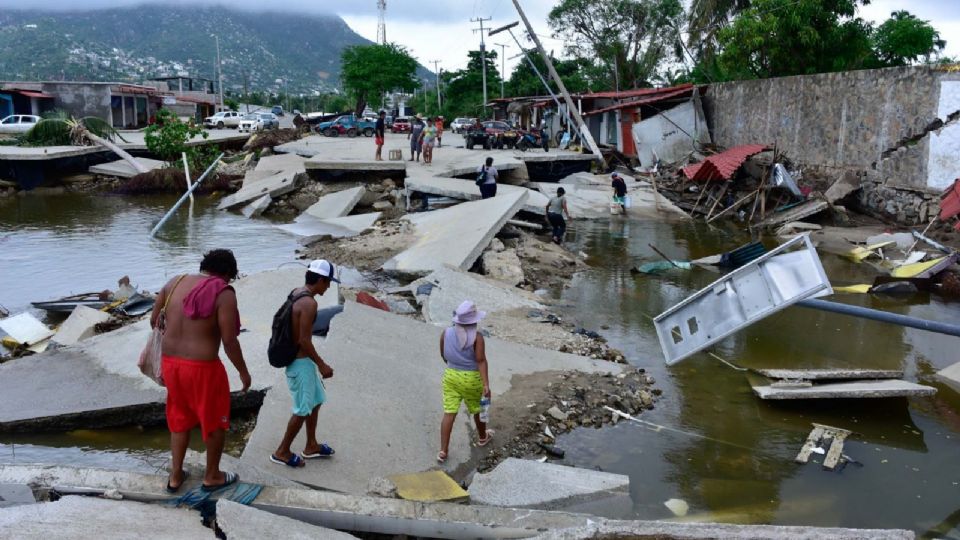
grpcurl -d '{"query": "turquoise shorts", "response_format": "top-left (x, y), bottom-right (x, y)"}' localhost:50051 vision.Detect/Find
top-left (285, 358), bottom-right (326, 416)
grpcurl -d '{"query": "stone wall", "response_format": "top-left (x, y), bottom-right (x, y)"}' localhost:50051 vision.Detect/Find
top-left (703, 66), bottom-right (960, 225)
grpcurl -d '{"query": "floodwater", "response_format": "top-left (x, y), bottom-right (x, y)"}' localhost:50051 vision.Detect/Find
top-left (556, 219), bottom-right (960, 538)
top-left (3, 193), bottom-right (960, 536)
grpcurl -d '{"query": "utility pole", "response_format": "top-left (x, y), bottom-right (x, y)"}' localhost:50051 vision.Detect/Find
top-left (430, 60), bottom-right (442, 110)
top-left (493, 43), bottom-right (508, 98)
top-left (510, 0), bottom-right (602, 162)
top-left (242, 69), bottom-right (249, 113)
top-left (213, 34), bottom-right (224, 111)
top-left (471, 16), bottom-right (491, 117)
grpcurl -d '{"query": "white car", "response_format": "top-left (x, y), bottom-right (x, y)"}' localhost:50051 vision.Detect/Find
top-left (451, 117), bottom-right (476, 134)
top-left (0, 114), bottom-right (40, 134)
top-left (238, 112), bottom-right (279, 133)
top-left (203, 111), bottom-right (242, 129)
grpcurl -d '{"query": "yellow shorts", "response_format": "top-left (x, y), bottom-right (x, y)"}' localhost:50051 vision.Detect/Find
top-left (442, 368), bottom-right (483, 414)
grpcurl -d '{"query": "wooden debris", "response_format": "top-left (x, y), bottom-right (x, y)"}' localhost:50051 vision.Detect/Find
top-left (795, 423), bottom-right (852, 471)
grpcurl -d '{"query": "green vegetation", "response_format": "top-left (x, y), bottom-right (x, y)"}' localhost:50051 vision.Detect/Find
top-left (19, 113), bottom-right (119, 147)
top-left (340, 43), bottom-right (420, 116)
top-left (144, 109), bottom-right (210, 170)
top-left (435, 50), bottom-right (502, 119)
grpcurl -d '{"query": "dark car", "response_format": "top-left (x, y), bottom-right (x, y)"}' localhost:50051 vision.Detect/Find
top-left (271, 105), bottom-right (284, 117)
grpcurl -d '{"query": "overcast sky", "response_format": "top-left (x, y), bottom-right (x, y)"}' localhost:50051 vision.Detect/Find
top-left (1, 0), bottom-right (957, 82)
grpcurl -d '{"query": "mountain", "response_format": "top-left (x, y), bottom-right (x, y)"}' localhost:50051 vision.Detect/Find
top-left (0, 6), bottom-right (432, 94)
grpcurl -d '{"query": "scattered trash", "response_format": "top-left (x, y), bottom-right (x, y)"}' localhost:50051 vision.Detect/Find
top-left (537, 442), bottom-right (565, 458)
top-left (0, 313), bottom-right (54, 347)
top-left (544, 426), bottom-right (554, 439)
top-left (795, 423), bottom-right (852, 471)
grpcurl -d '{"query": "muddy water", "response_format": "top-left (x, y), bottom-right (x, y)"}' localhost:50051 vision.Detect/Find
top-left (3, 194), bottom-right (960, 536)
top-left (556, 218), bottom-right (960, 537)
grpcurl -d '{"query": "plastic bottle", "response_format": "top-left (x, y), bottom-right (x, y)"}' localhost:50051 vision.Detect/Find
top-left (479, 396), bottom-right (491, 423)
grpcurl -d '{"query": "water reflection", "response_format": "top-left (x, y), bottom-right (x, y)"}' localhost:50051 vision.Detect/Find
top-left (556, 219), bottom-right (960, 534)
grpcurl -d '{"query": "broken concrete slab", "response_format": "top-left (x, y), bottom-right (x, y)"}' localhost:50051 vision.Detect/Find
top-left (217, 500), bottom-right (359, 540)
top-left (824, 170), bottom-right (861, 204)
top-left (383, 190), bottom-right (527, 276)
top-left (182, 450), bottom-right (304, 490)
top-left (0, 496), bottom-right (211, 540)
top-left (758, 200), bottom-right (829, 229)
top-left (219, 170), bottom-right (301, 210)
top-left (255, 153), bottom-right (307, 174)
top-left (481, 248), bottom-right (525, 286)
top-left (0, 269), bottom-right (337, 431)
top-left (756, 368), bottom-right (904, 380)
top-left (0, 313), bottom-right (53, 345)
top-left (936, 361), bottom-right (960, 394)
top-left (277, 212), bottom-right (382, 240)
top-left (0, 483), bottom-right (35, 508)
top-left (468, 458), bottom-right (630, 509)
top-left (306, 159), bottom-right (407, 177)
top-left (537, 176), bottom-right (688, 220)
top-left (241, 194), bottom-right (272, 218)
top-left (51, 305), bottom-right (111, 346)
top-left (752, 379), bottom-right (936, 400)
top-left (89, 158), bottom-right (165, 179)
top-left (387, 470), bottom-right (469, 503)
top-left (302, 186), bottom-right (365, 220)
top-left (412, 265), bottom-right (543, 326)
top-left (536, 520), bottom-right (914, 540)
top-left (240, 302), bottom-right (617, 495)
top-left (405, 176), bottom-right (548, 215)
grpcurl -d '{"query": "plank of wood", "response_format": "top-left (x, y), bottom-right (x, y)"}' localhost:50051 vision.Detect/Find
top-left (705, 183), bottom-right (730, 221)
top-left (756, 369), bottom-right (905, 381)
top-left (823, 431), bottom-right (850, 470)
top-left (795, 426), bottom-right (826, 464)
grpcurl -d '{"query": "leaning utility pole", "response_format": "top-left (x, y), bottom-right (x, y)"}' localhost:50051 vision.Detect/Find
top-left (471, 16), bottom-right (491, 117)
top-left (493, 43), bottom-right (507, 98)
top-left (214, 34), bottom-right (224, 111)
top-left (430, 60), bottom-right (442, 109)
top-left (510, 0), bottom-right (602, 162)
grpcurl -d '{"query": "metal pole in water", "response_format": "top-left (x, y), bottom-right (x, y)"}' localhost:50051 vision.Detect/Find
top-left (149, 153), bottom-right (224, 238)
top-left (796, 298), bottom-right (960, 338)
top-left (181, 152), bottom-right (194, 204)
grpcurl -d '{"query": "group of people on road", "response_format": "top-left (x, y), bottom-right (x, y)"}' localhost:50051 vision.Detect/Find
top-left (374, 110), bottom-right (446, 164)
top-left (154, 249), bottom-right (493, 490)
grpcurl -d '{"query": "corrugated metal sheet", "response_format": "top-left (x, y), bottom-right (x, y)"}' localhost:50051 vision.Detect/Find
top-left (582, 83), bottom-right (695, 100)
top-left (682, 144), bottom-right (769, 182)
top-left (582, 87), bottom-right (694, 117)
top-left (939, 178), bottom-right (960, 221)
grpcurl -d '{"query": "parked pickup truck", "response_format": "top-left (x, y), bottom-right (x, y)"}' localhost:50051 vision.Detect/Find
top-left (203, 110), bottom-right (242, 129)
top-left (316, 114), bottom-right (377, 137)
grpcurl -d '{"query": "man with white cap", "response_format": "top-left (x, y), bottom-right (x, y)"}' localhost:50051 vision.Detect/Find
top-left (437, 300), bottom-right (492, 463)
top-left (270, 259), bottom-right (339, 468)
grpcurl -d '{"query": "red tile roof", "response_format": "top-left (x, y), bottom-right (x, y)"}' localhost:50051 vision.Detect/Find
top-left (682, 144), bottom-right (769, 182)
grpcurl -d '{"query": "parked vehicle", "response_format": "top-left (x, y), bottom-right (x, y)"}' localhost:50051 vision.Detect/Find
top-left (0, 114), bottom-right (40, 134)
top-left (482, 120), bottom-right (520, 149)
top-left (315, 114), bottom-right (377, 137)
top-left (238, 112), bottom-right (279, 133)
top-left (271, 105), bottom-right (285, 116)
top-left (463, 123), bottom-right (492, 150)
top-left (450, 117), bottom-right (475, 134)
top-left (391, 117), bottom-right (411, 133)
top-left (203, 111), bottom-right (242, 129)
top-left (516, 128), bottom-right (550, 152)
top-left (385, 115), bottom-right (395, 129)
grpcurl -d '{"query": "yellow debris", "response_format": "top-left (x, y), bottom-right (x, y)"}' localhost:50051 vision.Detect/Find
top-left (842, 241), bottom-right (896, 263)
top-left (891, 256), bottom-right (949, 278)
top-left (387, 470), bottom-right (469, 503)
top-left (833, 284), bottom-right (872, 294)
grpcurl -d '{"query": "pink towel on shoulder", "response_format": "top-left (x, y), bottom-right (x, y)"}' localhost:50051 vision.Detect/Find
top-left (182, 276), bottom-right (241, 336)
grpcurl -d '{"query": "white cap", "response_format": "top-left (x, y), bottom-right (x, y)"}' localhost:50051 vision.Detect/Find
top-left (307, 259), bottom-right (340, 283)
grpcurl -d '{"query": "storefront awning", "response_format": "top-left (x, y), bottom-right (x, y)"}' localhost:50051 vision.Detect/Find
top-left (18, 90), bottom-right (54, 99)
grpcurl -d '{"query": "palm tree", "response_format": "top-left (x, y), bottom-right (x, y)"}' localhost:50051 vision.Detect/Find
top-left (19, 113), bottom-right (149, 174)
top-left (687, 0), bottom-right (751, 56)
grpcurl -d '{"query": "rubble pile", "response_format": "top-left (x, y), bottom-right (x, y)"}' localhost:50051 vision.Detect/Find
top-left (478, 369), bottom-right (659, 472)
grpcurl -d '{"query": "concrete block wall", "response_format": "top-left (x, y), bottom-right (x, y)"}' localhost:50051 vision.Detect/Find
top-left (703, 66), bottom-right (960, 225)
top-left (42, 83), bottom-right (113, 122)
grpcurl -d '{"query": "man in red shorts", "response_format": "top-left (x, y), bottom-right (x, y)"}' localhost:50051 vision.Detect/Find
top-left (151, 249), bottom-right (252, 493)
top-left (374, 110), bottom-right (386, 161)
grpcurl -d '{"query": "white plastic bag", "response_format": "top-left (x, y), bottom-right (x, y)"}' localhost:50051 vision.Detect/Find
top-left (138, 327), bottom-right (165, 386)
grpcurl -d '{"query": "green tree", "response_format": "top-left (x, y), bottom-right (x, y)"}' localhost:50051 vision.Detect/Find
top-left (715, 0), bottom-right (874, 79)
top-left (686, 0), bottom-right (751, 60)
top-left (506, 56), bottom-right (593, 97)
top-left (341, 43), bottom-right (419, 116)
top-left (439, 50), bottom-right (503, 118)
top-left (548, 0), bottom-right (685, 89)
top-left (144, 108), bottom-right (210, 170)
top-left (869, 11), bottom-right (946, 67)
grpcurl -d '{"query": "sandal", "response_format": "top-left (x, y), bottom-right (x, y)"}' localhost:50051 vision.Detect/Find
top-left (477, 430), bottom-right (495, 447)
top-left (437, 451), bottom-right (447, 463)
top-left (165, 470), bottom-right (190, 494)
top-left (200, 471), bottom-right (239, 492)
top-left (270, 453), bottom-right (305, 468)
top-left (302, 443), bottom-right (335, 459)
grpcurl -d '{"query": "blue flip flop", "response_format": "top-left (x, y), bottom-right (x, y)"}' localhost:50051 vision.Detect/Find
top-left (270, 453), bottom-right (305, 468)
top-left (302, 443), bottom-right (335, 459)
top-left (200, 471), bottom-right (239, 492)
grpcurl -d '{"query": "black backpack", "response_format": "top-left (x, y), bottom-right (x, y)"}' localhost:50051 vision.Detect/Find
top-left (267, 290), bottom-right (313, 368)
top-left (476, 166), bottom-right (487, 186)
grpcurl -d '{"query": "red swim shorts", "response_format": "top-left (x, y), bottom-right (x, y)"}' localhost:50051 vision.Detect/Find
top-left (162, 355), bottom-right (231, 440)
top-left (375, 135), bottom-right (384, 146)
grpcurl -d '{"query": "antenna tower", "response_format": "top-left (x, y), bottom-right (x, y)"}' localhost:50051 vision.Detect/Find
top-left (377, 0), bottom-right (387, 44)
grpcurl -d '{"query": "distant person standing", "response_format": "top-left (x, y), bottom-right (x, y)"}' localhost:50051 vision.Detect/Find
top-left (437, 300), bottom-right (492, 463)
top-left (611, 172), bottom-right (628, 214)
top-left (477, 156), bottom-right (499, 199)
top-left (408, 114), bottom-right (425, 162)
top-left (435, 116), bottom-right (444, 148)
top-left (269, 259), bottom-right (338, 468)
top-left (545, 187), bottom-right (572, 244)
top-left (374, 110), bottom-right (386, 161)
top-left (420, 117), bottom-right (438, 165)
top-left (152, 249), bottom-right (251, 493)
